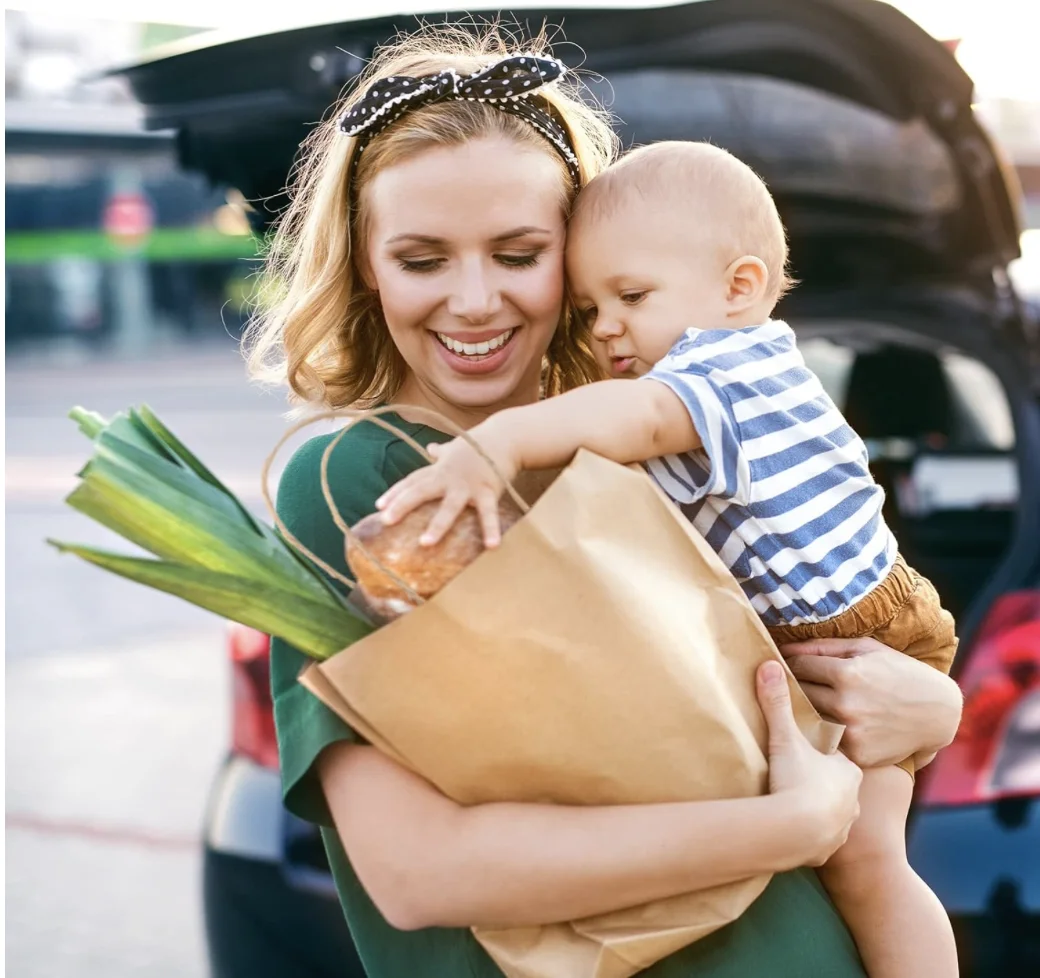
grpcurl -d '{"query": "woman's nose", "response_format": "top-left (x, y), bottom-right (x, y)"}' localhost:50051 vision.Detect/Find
top-left (447, 261), bottom-right (503, 323)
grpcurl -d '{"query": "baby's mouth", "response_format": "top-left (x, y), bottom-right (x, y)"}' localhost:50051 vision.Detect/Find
top-left (435, 328), bottom-right (516, 360)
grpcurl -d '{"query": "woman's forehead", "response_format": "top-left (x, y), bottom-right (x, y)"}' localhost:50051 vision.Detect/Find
top-left (365, 137), bottom-right (566, 242)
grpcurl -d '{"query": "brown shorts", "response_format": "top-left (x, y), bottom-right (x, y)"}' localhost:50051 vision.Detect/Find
top-left (766, 555), bottom-right (958, 777)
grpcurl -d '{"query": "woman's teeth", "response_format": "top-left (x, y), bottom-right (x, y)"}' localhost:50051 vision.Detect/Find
top-left (436, 328), bottom-right (515, 357)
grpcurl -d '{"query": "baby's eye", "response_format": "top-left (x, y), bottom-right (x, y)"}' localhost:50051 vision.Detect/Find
top-left (620, 290), bottom-right (649, 306)
top-left (579, 305), bottom-right (598, 326)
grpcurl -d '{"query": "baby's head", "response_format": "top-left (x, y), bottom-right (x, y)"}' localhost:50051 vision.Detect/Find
top-left (566, 141), bottom-right (791, 377)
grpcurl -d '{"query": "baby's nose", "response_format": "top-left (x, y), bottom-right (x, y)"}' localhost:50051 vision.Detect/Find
top-left (592, 314), bottom-right (623, 340)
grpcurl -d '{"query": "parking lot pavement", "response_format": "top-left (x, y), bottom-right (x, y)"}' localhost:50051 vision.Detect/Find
top-left (5, 341), bottom-right (315, 977)
top-left (5, 631), bottom-right (227, 978)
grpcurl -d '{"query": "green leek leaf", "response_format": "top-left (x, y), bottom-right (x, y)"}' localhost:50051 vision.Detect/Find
top-left (47, 540), bottom-right (371, 659)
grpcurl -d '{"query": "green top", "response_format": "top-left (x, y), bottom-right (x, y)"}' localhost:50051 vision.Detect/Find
top-left (271, 414), bottom-right (866, 978)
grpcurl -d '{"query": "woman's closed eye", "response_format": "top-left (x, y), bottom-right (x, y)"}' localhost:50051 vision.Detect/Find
top-left (495, 251), bottom-right (542, 269)
top-left (396, 256), bottom-right (445, 273)
top-left (395, 251), bottom-right (542, 274)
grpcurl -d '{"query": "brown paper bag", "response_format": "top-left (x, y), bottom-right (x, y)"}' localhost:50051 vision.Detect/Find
top-left (298, 448), bottom-right (842, 978)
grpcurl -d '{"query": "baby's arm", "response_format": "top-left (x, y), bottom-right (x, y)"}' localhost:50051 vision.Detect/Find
top-left (378, 379), bottom-right (700, 545)
top-left (492, 377), bottom-right (701, 474)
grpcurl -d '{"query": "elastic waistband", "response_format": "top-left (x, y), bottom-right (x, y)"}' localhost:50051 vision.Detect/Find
top-left (765, 554), bottom-right (917, 645)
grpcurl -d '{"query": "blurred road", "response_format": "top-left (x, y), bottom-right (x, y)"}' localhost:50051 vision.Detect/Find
top-left (5, 340), bottom-right (323, 978)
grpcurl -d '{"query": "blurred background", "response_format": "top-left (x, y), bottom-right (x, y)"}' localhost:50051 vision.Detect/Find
top-left (5, 2), bottom-right (1040, 977)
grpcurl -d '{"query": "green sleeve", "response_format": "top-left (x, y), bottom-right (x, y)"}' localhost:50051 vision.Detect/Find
top-left (270, 420), bottom-right (451, 827)
top-left (270, 429), bottom-right (392, 826)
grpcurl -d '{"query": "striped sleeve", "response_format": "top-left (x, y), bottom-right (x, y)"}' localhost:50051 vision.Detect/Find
top-left (643, 364), bottom-right (752, 506)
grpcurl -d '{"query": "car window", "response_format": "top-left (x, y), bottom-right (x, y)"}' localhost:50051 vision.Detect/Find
top-left (942, 352), bottom-right (1015, 451)
top-left (799, 337), bottom-right (1015, 452)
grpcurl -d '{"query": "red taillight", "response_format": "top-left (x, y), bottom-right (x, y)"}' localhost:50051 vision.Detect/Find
top-left (919, 591), bottom-right (1040, 806)
top-left (228, 623), bottom-right (278, 770)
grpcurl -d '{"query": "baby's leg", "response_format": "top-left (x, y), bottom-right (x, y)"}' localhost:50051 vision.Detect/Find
top-left (818, 765), bottom-right (958, 978)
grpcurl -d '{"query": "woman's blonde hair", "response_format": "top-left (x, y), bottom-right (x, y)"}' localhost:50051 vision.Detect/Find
top-left (244, 23), bottom-right (618, 408)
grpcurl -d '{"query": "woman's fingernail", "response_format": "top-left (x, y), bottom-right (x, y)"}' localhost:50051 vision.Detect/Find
top-left (761, 662), bottom-right (783, 685)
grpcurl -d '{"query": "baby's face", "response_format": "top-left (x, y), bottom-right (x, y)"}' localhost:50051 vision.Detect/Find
top-left (566, 202), bottom-right (731, 377)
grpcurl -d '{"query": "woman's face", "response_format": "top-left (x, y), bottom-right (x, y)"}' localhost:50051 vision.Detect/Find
top-left (364, 136), bottom-right (567, 427)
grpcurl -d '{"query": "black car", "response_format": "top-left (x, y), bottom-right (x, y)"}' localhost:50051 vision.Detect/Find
top-left (113, 2), bottom-right (1040, 975)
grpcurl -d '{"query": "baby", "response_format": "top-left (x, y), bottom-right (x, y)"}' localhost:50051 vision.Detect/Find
top-left (377, 141), bottom-right (958, 977)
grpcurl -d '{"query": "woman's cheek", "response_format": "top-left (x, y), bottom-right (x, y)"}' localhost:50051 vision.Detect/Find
top-left (377, 271), bottom-right (438, 334)
top-left (522, 256), bottom-right (566, 335)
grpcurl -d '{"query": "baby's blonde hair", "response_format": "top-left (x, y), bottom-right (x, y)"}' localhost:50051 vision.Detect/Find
top-left (573, 141), bottom-right (793, 302)
top-left (244, 24), bottom-right (618, 408)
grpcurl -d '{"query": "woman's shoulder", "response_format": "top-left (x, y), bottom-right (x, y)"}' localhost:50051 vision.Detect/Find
top-left (279, 423), bottom-right (393, 490)
top-left (276, 414), bottom-right (444, 530)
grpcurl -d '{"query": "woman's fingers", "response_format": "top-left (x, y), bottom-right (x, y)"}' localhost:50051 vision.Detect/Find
top-left (793, 680), bottom-right (842, 721)
top-left (783, 652), bottom-right (843, 687)
top-left (756, 662), bottom-right (799, 752)
top-left (419, 492), bottom-right (469, 546)
top-left (779, 637), bottom-right (881, 659)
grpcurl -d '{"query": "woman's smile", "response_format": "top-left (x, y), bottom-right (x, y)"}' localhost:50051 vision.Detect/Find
top-left (431, 326), bottom-right (520, 374)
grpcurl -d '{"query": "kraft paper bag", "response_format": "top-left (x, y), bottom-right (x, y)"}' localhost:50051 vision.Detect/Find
top-left (299, 449), bottom-right (842, 978)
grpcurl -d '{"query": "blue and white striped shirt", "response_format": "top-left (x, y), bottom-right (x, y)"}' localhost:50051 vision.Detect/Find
top-left (645, 319), bottom-right (897, 626)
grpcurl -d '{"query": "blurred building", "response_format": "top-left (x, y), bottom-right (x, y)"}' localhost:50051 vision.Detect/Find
top-left (4, 10), bottom-right (260, 355)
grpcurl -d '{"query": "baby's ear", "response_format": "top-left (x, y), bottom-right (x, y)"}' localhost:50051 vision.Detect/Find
top-left (724, 255), bottom-right (769, 311)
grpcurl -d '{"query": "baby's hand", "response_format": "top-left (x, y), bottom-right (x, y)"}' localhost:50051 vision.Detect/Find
top-left (375, 436), bottom-right (519, 549)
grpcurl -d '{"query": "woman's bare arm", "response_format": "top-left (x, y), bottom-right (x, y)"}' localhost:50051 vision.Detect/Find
top-left (317, 662), bottom-right (862, 931)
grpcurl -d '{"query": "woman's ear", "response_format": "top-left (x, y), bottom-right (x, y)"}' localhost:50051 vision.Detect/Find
top-left (723, 255), bottom-right (769, 313)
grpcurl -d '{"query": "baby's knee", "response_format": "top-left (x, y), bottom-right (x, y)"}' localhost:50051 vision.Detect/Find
top-left (820, 833), bottom-right (911, 903)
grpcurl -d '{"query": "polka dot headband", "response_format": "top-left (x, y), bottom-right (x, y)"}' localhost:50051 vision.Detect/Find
top-left (338, 55), bottom-right (582, 189)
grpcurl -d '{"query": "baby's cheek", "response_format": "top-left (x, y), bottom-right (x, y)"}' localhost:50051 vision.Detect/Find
top-left (590, 338), bottom-right (612, 373)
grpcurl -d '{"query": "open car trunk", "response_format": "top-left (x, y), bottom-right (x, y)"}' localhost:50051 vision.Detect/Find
top-left (114, 0), bottom-right (1021, 280)
top-left (112, 0), bottom-right (1039, 646)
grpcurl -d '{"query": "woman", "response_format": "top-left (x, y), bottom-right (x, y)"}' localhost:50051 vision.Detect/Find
top-left (246, 26), bottom-right (962, 977)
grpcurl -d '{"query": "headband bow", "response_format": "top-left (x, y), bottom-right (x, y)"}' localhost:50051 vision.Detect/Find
top-left (338, 55), bottom-right (581, 188)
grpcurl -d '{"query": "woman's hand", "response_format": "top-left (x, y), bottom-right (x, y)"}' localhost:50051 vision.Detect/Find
top-left (781, 637), bottom-right (963, 769)
top-left (376, 433), bottom-right (520, 548)
top-left (755, 662), bottom-right (863, 867)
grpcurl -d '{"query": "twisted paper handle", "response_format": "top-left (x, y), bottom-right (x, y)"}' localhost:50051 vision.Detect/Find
top-left (261, 405), bottom-right (531, 607)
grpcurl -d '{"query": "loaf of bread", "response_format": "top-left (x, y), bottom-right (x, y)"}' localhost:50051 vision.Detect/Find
top-left (347, 498), bottom-right (524, 621)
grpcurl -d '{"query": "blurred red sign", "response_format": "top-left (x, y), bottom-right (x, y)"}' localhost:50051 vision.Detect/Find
top-left (103, 191), bottom-right (154, 247)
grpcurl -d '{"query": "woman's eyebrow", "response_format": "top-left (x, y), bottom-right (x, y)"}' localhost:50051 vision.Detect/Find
top-left (384, 227), bottom-right (552, 246)
top-left (384, 233), bottom-right (443, 245)
top-left (492, 226), bottom-right (552, 242)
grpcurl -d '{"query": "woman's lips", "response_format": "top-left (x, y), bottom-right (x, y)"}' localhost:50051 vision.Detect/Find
top-left (431, 327), bottom-right (519, 376)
